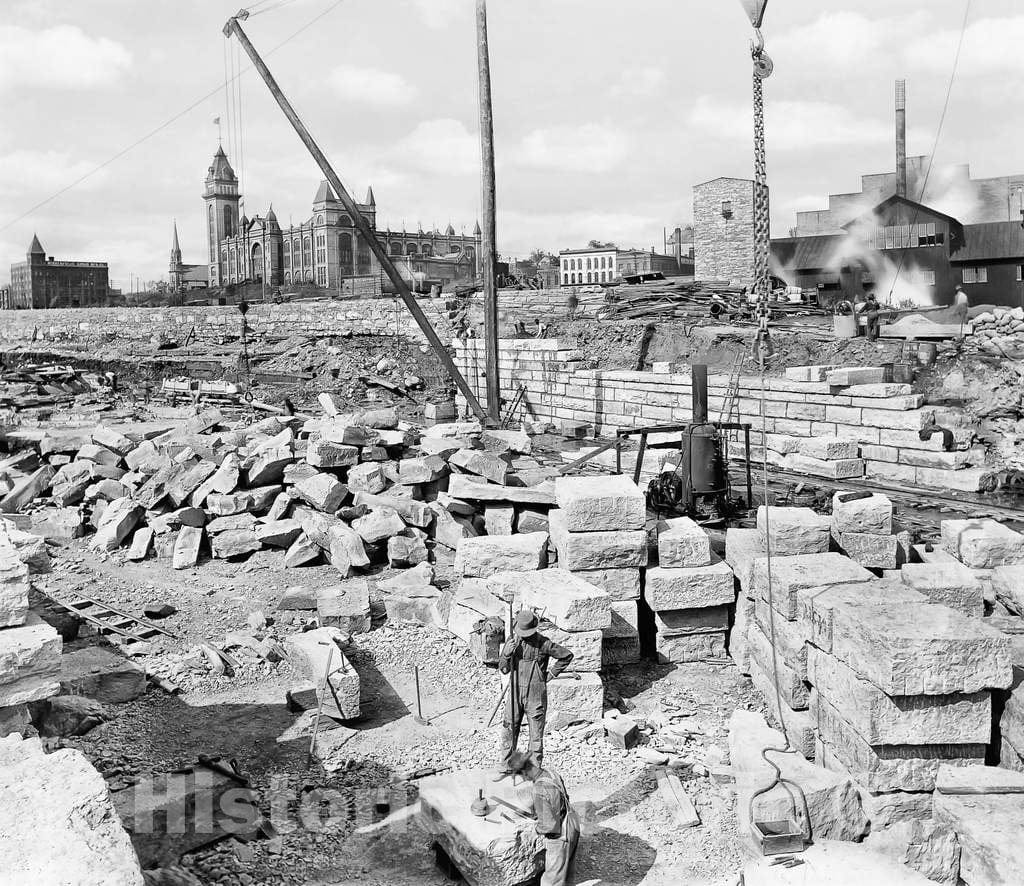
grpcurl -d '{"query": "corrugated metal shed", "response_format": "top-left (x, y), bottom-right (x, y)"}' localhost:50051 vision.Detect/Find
top-left (953, 221), bottom-right (1024, 262)
top-left (770, 234), bottom-right (843, 271)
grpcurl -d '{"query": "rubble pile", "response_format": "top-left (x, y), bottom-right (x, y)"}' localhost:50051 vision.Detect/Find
top-left (969, 306), bottom-right (1024, 358)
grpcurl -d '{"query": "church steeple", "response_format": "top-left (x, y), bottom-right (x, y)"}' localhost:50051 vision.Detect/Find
top-left (27, 233), bottom-right (45, 261)
top-left (169, 220), bottom-right (185, 291)
top-left (170, 221), bottom-right (182, 264)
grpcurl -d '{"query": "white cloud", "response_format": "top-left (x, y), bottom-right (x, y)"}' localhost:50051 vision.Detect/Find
top-left (0, 25), bottom-right (131, 92)
top-left (0, 150), bottom-right (105, 198)
top-left (499, 208), bottom-right (664, 255)
top-left (773, 11), bottom-right (927, 67)
top-left (328, 64), bottom-right (416, 106)
top-left (517, 124), bottom-right (630, 174)
top-left (392, 118), bottom-right (478, 174)
top-left (904, 15), bottom-right (1024, 75)
top-left (611, 65), bottom-right (665, 98)
top-left (409, 0), bottom-right (470, 30)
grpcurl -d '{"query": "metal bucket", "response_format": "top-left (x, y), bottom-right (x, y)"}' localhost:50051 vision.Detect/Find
top-left (917, 342), bottom-right (937, 366)
top-left (833, 314), bottom-right (857, 339)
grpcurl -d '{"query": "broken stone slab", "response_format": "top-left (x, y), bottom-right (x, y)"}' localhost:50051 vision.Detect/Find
top-left (800, 436), bottom-right (860, 461)
top-left (0, 546), bottom-right (30, 627)
top-left (568, 567), bottom-right (640, 601)
top-left (553, 474), bottom-right (645, 532)
top-left (416, 768), bottom-right (545, 886)
top-left (284, 462), bottom-right (319, 486)
top-left (206, 513), bottom-right (258, 534)
top-left (483, 505), bottom-right (515, 536)
top-left (860, 790), bottom-right (935, 829)
top-left (787, 454), bottom-right (865, 481)
top-left (746, 623), bottom-right (809, 710)
top-left (84, 478), bottom-right (129, 503)
top-left (748, 661), bottom-right (817, 758)
top-left (993, 565), bottom-right (1024, 615)
top-left (26, 507), bottom-right (84, 541)
top-left (352, 491), bottom-right (433, 527)
top-left (455, 532), bottom-right (548, 578)
top-left (293, 472), bottom-right (348, 513)
top-left (277, 585), bottom-right (318, 610)
top-left (446, 581), bottom-right (505, 648)
top-left (419, 437), bottom-right (469, 459)
top-left (126, 527), bottom-right (153, 561)
top-left (0, 613), bottom-right (62, 707)
top-left (725, 527), bottom-right (765, 592)
top-left (263, 491), bottom-right (293, 523)
top-left (379, 562), bottom-right (435, 591)
top-left (481, 429), bottom-right (532, 455)
top-left (448, 449), bottom-right (510, 485)
top-left (752, 552), bottom-right (874, 621)
top-left (305, 439), bottom-right (360, 469)
top-left (317, 580), bottom-right (371, 634)
top-left (756, 506), bottom-right (830, 556)
top-left (657, 630), bottom-right (727, 664)
top-left (245, 445), bottom-right (293, 487)
top-left (383, 587), bottom-right (444, 625)
top-left (90, 497), bottom-right (144, 552)
top-left (547, 671), bottom-right (603, 728)
top-left (935, 789), bottom-right (1024, 886)
top-left (739, 840), bottom-right (936, 886)
top-left (210, 528), bottom-right (260, 559)
top-left (0, 735), bottom-right (144, 885)
top-left (91, 426), bottom-right (134, 456)
top-left (603, 602), bottom-right (641, 666)
top-left (728, 709), bottom-right (868, 843)
top-left (204, 491), bottom-right (257, 517)
top-left (828, 591), bottom-right (1013, 695)
top-left (657, 517), bottom-right (712, 568)
top-left (646, 559), bottom-right (735, 611)
top-left (835, 531), bottom-right (899, 569)
top-left (446, 475), bottom-right (556, 506)
top-left (346, 462), bottom-right (386, 495)
top-left (548, 509), bottom-right (647, 570)
top-left (430, 503), bottom-right (478, 550)
top-left (283, 532), bottom-right (320, 568)
top-left (284, 628), bottom-right (359, 720)
top-left (941, 518), bottom-right (1024, 568)
top-left (59, 646), bottom-right (146, 704)
top-left (488, 568), bottom-right (611, 632)
top-left (832, 492), bottom-right (894, 535)
top-left (171, 526), bottom-right (202, 570)
top-left (0, 465), bottom-right (55, 514)
top-left (76, 443), bottom-right (122, 467)
top-left (422, 420), bottom-right (482, 439)
top-left (293, 507), bottom-right (370, 568)
top-left (901, 562), bottom-right (985, 617)
top-left (807, 646), bottom-right (991, 744)
top-left (255, 518), bottom-right (302, 548)
top-left (396, 455), bottom-right (449, 485)
top-left (935, 763), bottom-right (1024, 794)
top-left (812, 691), bottom-right (986, 791)
top-left (752, 596), bottom-right (808, 678)
top-left (387, 535), bottom-right (428, 568)
top-left (352, 508), bottom-right (407, 544)
top-left (165, 460), bottom-right (217, 507)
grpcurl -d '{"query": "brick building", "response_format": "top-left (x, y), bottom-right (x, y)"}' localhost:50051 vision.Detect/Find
top-left (693, 177), bottom-right (757, 283)
top-left (7, 235), bottom-right (110, 309)
top-left (558, 246), bottom-right (687, 286)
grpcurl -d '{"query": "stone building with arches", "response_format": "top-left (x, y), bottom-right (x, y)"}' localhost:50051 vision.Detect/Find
top-left (171, 146), bottom-right (481, 292)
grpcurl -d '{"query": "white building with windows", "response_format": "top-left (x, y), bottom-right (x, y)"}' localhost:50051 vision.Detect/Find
top-left (559, 247), bottom-right (618, 286)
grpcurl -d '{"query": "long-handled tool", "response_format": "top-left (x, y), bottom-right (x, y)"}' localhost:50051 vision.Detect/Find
top-left (306, 644), bottom-right (335, 768)
top-left (413, 666), bottom-right (430, 726)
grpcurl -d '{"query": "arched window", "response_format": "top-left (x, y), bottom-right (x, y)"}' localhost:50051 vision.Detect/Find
top-left (406, 243), bottom-right (418, 255)
top-left (251, 242), bottom-right (264, 282)
top-left (587, 272), bottom-right (593, 283)
top-left (305, 270), bottom-right (313, 283)
top-left (316, 214), bottom-right (325, 226)
top-left (600, 271), bottom-right (606, 282)
top-left (223, 205), bottom-right (234, 238)
top-left (421, 244), bottom-right (433, 257)
top-left (339, 233), bottom-right (353, 275)
top-left (563, 274), bottom-right (569, 285)
top-left (464, 246), bottom-right (475, 265)
top-left (357, 234), bottom-right (371, 274)
top-left (339, 215), bottom-right (352, 227)
top-left (284, 240), bottom-right (291, 255)
top-left (207, 205), bottom-right (216, 261)
top-left (390, 241), bottom-right (402, 256)
top-left (451, 245), bottom-right (462, 254)
top-left (302, 237), bottom-right (311, 266)
top-left (284, 272), bottom-right (291, 284)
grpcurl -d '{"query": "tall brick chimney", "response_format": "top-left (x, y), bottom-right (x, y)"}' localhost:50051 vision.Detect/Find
top-left (895, 80), bottom-right (908, 201)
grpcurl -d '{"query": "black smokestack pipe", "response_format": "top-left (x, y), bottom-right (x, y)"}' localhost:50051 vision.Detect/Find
top-left (692, 364), bottom-right (709, 424)
top-left (896, 80), bottom-right (908, 209)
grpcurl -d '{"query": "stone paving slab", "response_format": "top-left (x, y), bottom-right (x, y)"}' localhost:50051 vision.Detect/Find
top-left (553, 474), bottom-right (645, 531)
top-left (752, 552), bottom-right (873, 621)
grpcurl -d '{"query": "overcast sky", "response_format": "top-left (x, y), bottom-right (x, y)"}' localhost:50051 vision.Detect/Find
top-left (2, 0), bottom-right (1022, 288)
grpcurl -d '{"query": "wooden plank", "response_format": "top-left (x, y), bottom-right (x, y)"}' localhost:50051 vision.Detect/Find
top-left (655, 767), bottom-right (700, 828)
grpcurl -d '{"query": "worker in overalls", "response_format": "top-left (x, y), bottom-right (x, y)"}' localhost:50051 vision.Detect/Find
top-left (494, 609), bottom-right (574, 779)
top-left (507, 750), bottom-right (581, 886)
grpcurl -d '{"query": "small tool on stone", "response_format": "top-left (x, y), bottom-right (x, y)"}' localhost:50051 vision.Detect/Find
top-left (488, 795), bottom-right (535, 820)
top-left (470, 789), bottom-right (491, 817)
top-left (306, 644), bottom-right (335, 768)
top-left (413, 666), bottom-right (430, 726)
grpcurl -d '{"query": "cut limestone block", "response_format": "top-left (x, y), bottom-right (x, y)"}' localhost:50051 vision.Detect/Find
top-left (284, 533), bottom-right (320, 567)
top-left (455, 532), bottom-right (548, 578)
top-left (807, 646), bottom-right (990, 744)
top-left (553, 474), bottom-right (645, 532)
top-left (785, 364), bottom-right (835, 382)
top-left (568, 567), bottom-right (640, 602)
top-left (832, 492), bottom-right (893, 535)
top-left (305, 440), bottom-right (359, 469)
top-left (423, 420), bottom-right (483, 439)
top-left (786, 454), bottom-right (865, 480)
top-left (935, 790), bottom-right (1024, 886)
top-left (171, 526), bottom-right (202, 570)
top-left (993, 565), bottom-right (1024, 615)
top-left (388, 535), bottom-right (428, 568)
top-left (812, 691), bottom-right (986, 792)
top-left (416, 768), bottom-right (545, 886)
top-left (0, 614), bottom-right (62, 707)
top-left (603, 602), bottom-right (641, 667)
top-left (751, 552), bottom-right (874, 621)
top-left (27, 507), bottom-right (85, 540)
top-left (827, 592), bottom-right (1013, 695)
top-left (548, 509), bottom-right (647, 570)
top-left (90, 497), bottom-right (144, 552)
top-left (800, 436), bottom-right (859, 461)
top-left (448, 449), bottom-right (510, 485)
top-left (245, 445), bottom-right (292, 487)
top-left (827, 366), bottom-right (888, 386)
top-left (446, 581), bottom-right (505, 650)
top-left (0, 546), bottom-right (30, 628)
top-left (860, 790), bottom-right (934, 830)
top-left (284, 628), bottom-right (359, 720)
top-left (126, 527), bottom-right (153, 561)
top-left (729, 710), bottom-right (868, 844)
top-left (725, 527), bottom-right (764, 593)
top-left (486, 569), bottom-right (611, 632)
top-left (352, 509), bottom-right (406, 545)
top-left (59, 646), bottom-right (146, 704)
top-left (481, 429), bottom-right (532, 455)
top-left (293, 472), bottom-right (348, 513)
top-left (731, 594), bottom-right (754, 675)
top-left (206, 513), bottom-right (258, 534)
top-left (752, 596), bottom-right (808, 679)
top-left (657, 631), bottom-right (727, 664)
top-left (941, 518), bottom-right (1024, 568)
top-left (746, 624), bottom-right (809, 710)
top-left (748, 661), bottom-right (816, 759)
top-left (756, 506), bottom-right (830, 556)
top-left (543, 624), bottom-right (602, 672)
top-left (646, 560), bottom-right (735, 611)
top-left (901, 562), bottom-right (984, 617)
top-left (484, 506), bottom-right (515, 536)
top-left (835, 531), bottom-right (899, 569)
top-left (654, 604), bottom-right (729, 636)
top-left (317, 580), bottom-right (371, 634)
top-left (353, 492), bottom-right (433, 528)
top-left (739, 841), bottom-right (936, 886)
top-left (657, 517), bottom-right (712, 568)
top-left (547, 671), bottom-right (603, 728)
top-left (210, 529), bottom-right (260, 559)
top-left (346, 463), bottom-right (386, 495)
top-left (396, 456), bottom-right (449, 485)
top-left (0, 736), bottom-right (144, 886)
top-left (165, 461), bottom-right (217, 507)
top-left (255, 518), bottom-right (302, 548)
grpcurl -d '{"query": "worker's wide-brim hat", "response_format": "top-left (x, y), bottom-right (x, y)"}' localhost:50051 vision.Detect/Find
top-left (515, 609), bottom-right (538, 637)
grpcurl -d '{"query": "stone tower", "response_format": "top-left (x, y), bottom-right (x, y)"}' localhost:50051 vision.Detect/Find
top-left (169, 221), bottom-right (184, 291)
top-left (203, 146), bottom-right (240, 287)
top-left (693, 177), bottom-right (757, 284)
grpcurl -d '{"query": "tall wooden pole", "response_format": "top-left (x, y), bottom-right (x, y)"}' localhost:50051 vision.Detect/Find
top-left (476, 0), bottom-right (501, 423)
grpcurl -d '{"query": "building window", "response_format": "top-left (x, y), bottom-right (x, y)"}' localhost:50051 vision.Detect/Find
top-left (721, 200), bottom-right (733, 218)
top-left (339, 233), bottom-right (353, 275)
top-left (910, 268), bottom-right (936, 286)
top-left (390, 241), bottom-right (402, 256)
top-left (1017, 265), bottom-right (1022, 282)
top-left (963, 266), bottom-right (988, 284)
top-left (317, 214), bottom-right (325, 226)
top-left (563, 274), bottom-right (569, 285)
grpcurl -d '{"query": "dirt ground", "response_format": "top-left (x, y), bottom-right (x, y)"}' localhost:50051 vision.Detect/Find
top-left (45, 539), bottom-right (761, 886)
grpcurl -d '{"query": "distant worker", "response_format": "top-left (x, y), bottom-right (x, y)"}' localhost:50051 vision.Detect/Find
top-left (862, 291), bottom-right (881, 341)
top-left (953, 284), bottom-right (970, 334)
top-left (507, 750), bottom-right (581, 886)
top-left (494, 609), bottom-right (574, 780)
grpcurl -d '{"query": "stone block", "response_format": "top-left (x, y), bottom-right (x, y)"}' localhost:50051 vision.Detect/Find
top-left (283, 532), bottom-right (320, 567)
top-left (317, 580), bottom-right (371, 634)
top-left (26, 507), bottom-right (84, 540)
top-left (786, 453), bottom-right (864, 480)
top-left (455, 532), bottom-right (548, 578)
top-left (126, 527), bottom-right (153, 561)
top-left (798, 580), bottom-right (923, 654)
top-left (0, 614), bottom-right (62, 707)
top-left (481, 429), bottom-right (532, 455)
top-left (165, 460), bottom-right (217, 507)
top-left (59, 646), bottom-right (146, 704)
top-left (388, 535), bottom-right (428, 568)
top-left (836, 531), bottom-right (899, 569)
top-left (654, 604), bottom-right (729, 636)
top-left (993, 564), bottom-right (1024, 615)
top-left (205, 513), bottom-right (257, 534)
top-left (752, 596), bottom-right (808, 679)
top-left (935, 790), bottom-right (1024, 886)
top-left (827, 366), bottom-right (889, 386)
top-left (731, 594), bottom-right (754, 675)
top-left (756, 506), bottom-right (830, 556)
top-left (725, 527), bottom-right (764, 592)
top-left (492, 568), bottom-right (611, 631)
top-left (812, 691), bottom-right (986, 792)
top-left (547, 671), bottom-right (603, 728)
top-left (255, 518), bottom-right (302, 548)
top-left (807, 646), bottom-right (990, 744)
top-left (245, 445), bottom-right (292, 486)
top-left (293, 472), bottom-right (348, 513)
top-left (423, 401), bottom-right (456, 422)
top-left (353, 492), bottom-right (433, 528)
top-left (748, 661), bottom-right (816, 759)
top-left (785, 364), bottom-right (835, 382)
top-left (0, 546), bottom-right (30, 628)
top-left (646, 560), bottom-right (735, 611)
top-left (901, 562), bottom-right (984, 617)
top-left (553, 474), bottom-right (645, 531)
top-left (942, 518), bottom-right (1024, 568)
top-left (448, 449), bottom-right (509, 485)
top-left (423, 420), bottom-right (483, 439)
top-left (728, 709), bottom-right (868, 844)
top-left (832, 492), bottom-right (893, 535)
top-left (210, 528), bottom-right (260, 559)
top-left (189, 453), bottom-right (240, 506)
top-left (346, 462), bottom-right (385, 495)
top-left (171, 526), bottom-right (202, 569)
top-left (352, 509), bottom-right (406, 544)
top-left (657, 516), bottom-right (712, 567)
top-left (568, 567), bottom-right (640, 602)
top-left (799, 436), bottom-right (860, 461)
top-left (483, 505), bottom-right (515, 536)
top-left (861, 790), bottom-right (935, 830)
top-left (205, 491), bottom-right (257, 516)
top-left (446, 581), bottom-right (505, 648)
top-left (746, 624), bottom-right (809, 710)
top-left (657, 631), bottom-right (727, 663)
top-left (752, 552), bottom-right (874, 621)
top-left (283, 628), bottom-right (359, 720)
top-left (90, 497), bottom-right (144, 551)
top-left (397, 456), bottom-right (449, 485)
top-left (602, 601), bottom-right (641, 667)
top-left (548, 509), bottom-right (647, 570)
top-left (305, 440), bottom-right (359, 469)
top-left (543, 624), bottom-right (602, 671)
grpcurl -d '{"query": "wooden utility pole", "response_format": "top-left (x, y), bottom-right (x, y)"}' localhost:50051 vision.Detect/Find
top-left (476, 0), bottom-right (501, 422)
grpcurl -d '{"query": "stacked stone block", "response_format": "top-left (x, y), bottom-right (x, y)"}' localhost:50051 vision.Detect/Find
top-left (550, 475), bottom-right (646, 667)
top-left (724, 527), bottom-right (765, 675)
top-left (831, 491), bottom-right (903, 570)
top-left (649, 517), bottom-right (735, 663)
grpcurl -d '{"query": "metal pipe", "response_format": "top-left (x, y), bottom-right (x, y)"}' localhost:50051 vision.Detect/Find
top-left (896, 80), bottom-right (908, 215)
top-left (224, 16), bottom-right (488, 423)
top-left (692, 364), bottom-right (709, 424)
